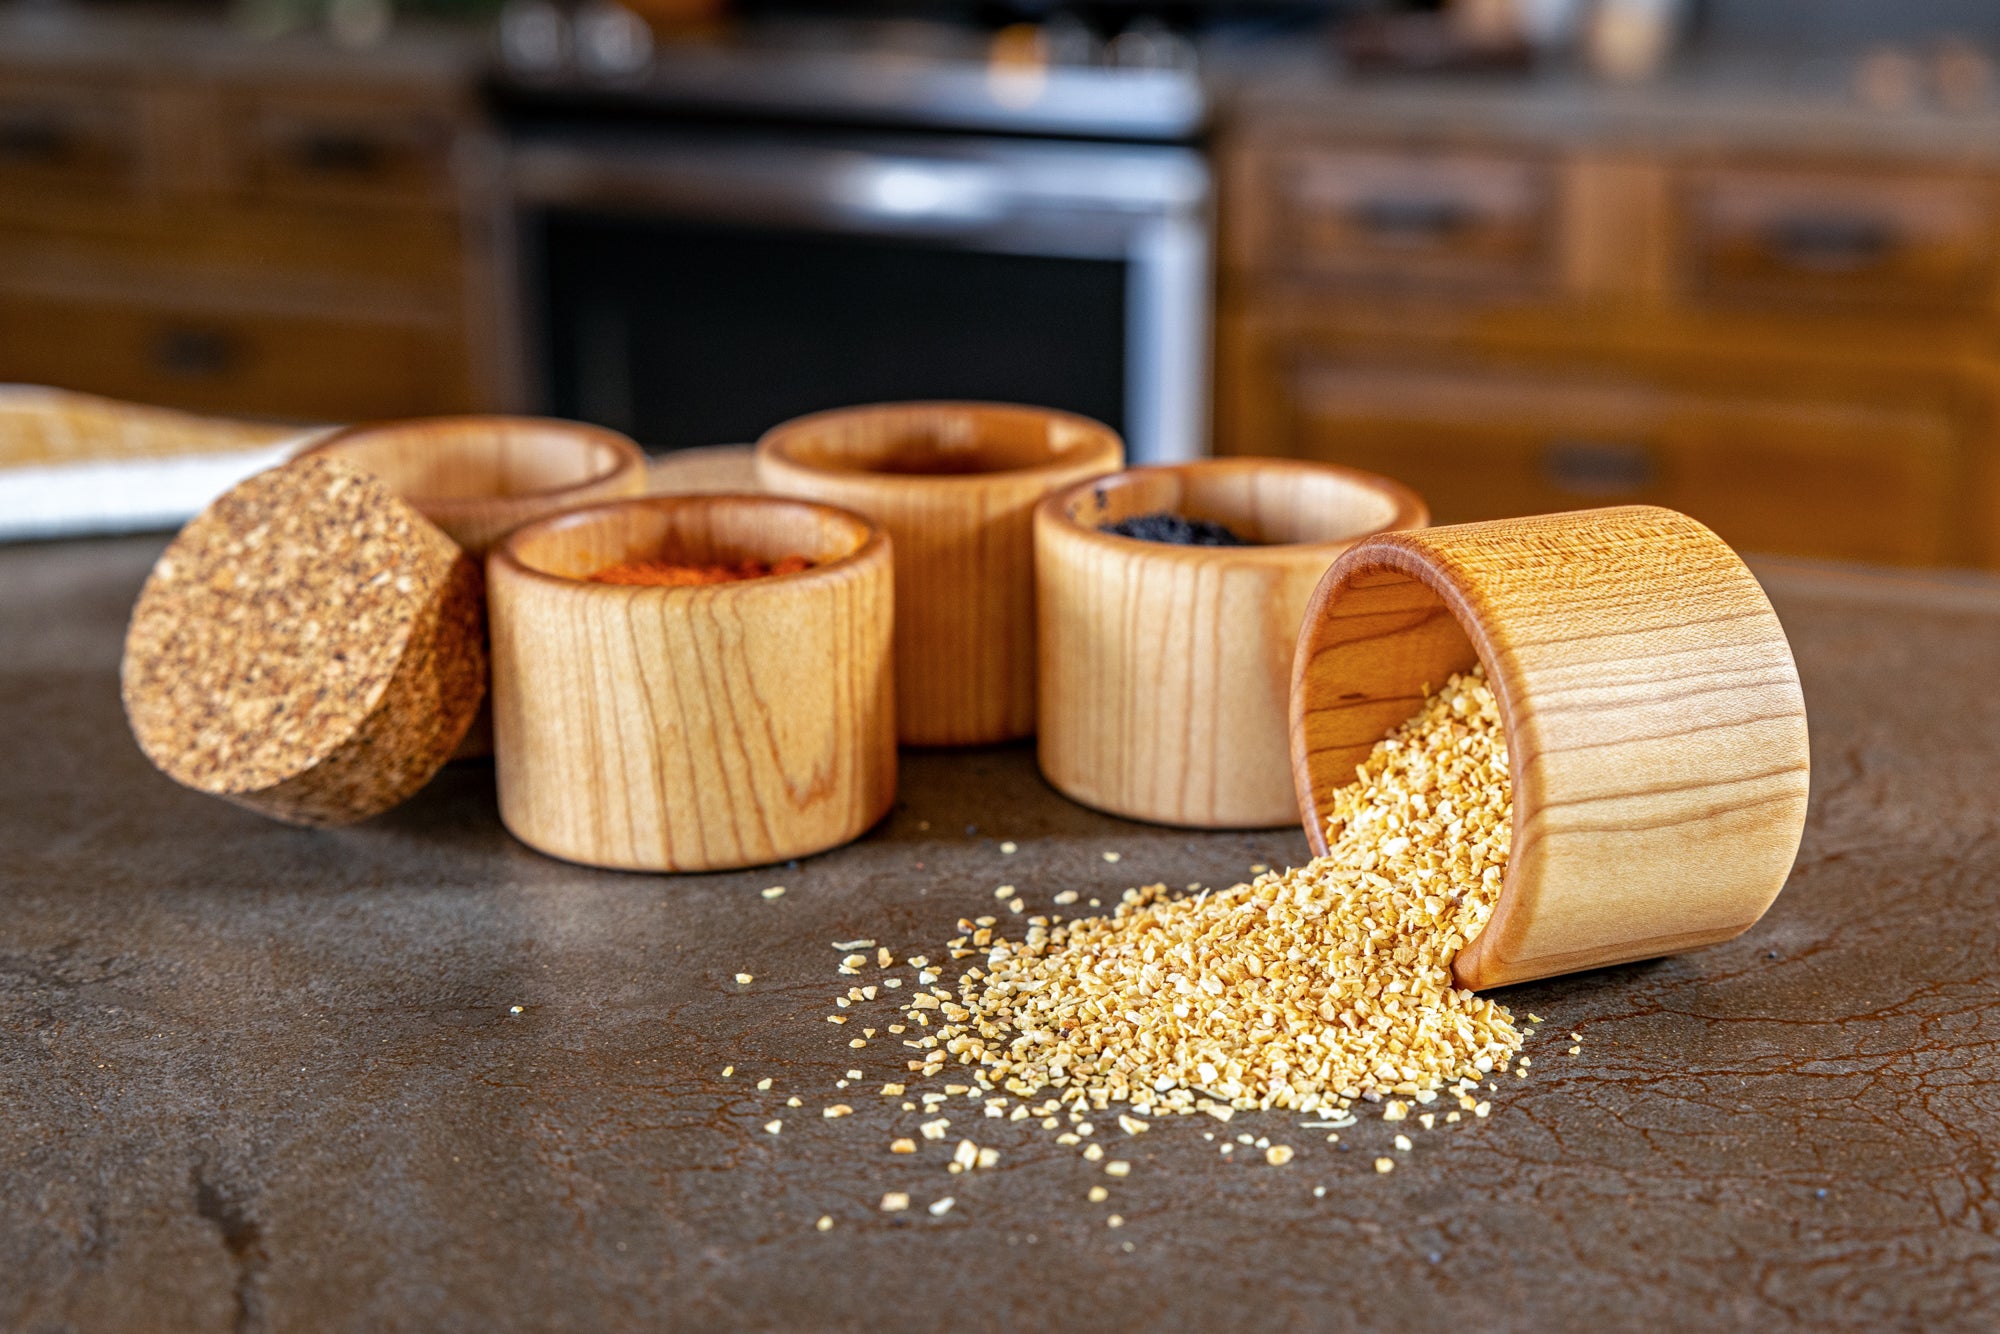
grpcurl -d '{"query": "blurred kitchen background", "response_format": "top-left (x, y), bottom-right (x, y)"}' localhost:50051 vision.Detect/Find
top-left (6, 0), bottom-right (2000, 567)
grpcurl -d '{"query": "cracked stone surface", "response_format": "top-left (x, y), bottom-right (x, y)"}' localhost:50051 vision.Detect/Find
top-left (3, 536), bottom-right (1998, 1333)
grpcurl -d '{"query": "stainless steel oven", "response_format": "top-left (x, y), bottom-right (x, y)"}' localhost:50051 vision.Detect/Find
top-left (490, 46), bottom-right (1211, 461)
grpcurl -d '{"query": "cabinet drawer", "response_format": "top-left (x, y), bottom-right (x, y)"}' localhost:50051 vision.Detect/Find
top-left (223, 92), bottom-right (459, 211)
top-left (1291, 362), bottom-right (1958, 566)
top-left (0, 292), bottom-right (464, 423)
top-left (1682, 167), bottom-right (1995, 310)
top-left (0, 82), bottom-right (144, 198)
top-left (1266, 146), bottom-right (1553, 290)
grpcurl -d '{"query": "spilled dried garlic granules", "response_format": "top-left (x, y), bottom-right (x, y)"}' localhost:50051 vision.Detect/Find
top-left (767, 670), bottom-right (1533, 1227)
top-left (907, 668), bottom-right (1520, 1116)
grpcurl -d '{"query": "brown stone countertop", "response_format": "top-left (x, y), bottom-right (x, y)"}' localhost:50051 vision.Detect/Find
top-left (3, 534), bottom-right (1998, 1332)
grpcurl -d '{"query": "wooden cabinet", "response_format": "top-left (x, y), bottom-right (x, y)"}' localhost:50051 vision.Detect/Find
top-left (1247, 145), bottom-right (1555, 293)
top-left (1220, 115), bottom-right (2000, 570)
top-left (1680, 166), bottom-right (1997, 312)
top-left (0, 28), bottom-right (482, 427)
top-left (0, 78), bottom-right (147, 200)
top-left (1279, 357), bottom-right (1960, 566)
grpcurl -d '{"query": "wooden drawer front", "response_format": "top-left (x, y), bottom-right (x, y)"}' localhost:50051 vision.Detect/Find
top-left (224, 93), bottom-right (458, 211)
top-left (0, 83), bottom-right (144, 197)
top-left (1269, 147), bottom-right (1552, 289)
top-left (1291, 363), bottom-right (1958, 566)
top-left (0, 293), bottom-right (462, 423)
top-left (1684, 168), bottom-right (1994, 310)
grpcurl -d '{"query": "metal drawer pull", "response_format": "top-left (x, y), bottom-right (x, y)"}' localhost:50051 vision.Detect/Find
top-left (1761, 214), bottom-right (1894, 272)
top-left (151, 326), bottom-right (242, 379)
top-left (0, 115), bottom-right (74, 164)
top-left (291, 132), bottom-right (392, 175)
top-left (1350, 196), bottom-right (1475, 243)
top-left (1541, 439), bottom-right (1657, 496)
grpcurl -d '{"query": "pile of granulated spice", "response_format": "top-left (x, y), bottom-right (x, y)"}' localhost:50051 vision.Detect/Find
top-left (589, 554), bottom-right (812, 587)
top-left (753, 669), bottom-right (1540, 1223)
top-left (902, 668), bottom-right (1520, 1118)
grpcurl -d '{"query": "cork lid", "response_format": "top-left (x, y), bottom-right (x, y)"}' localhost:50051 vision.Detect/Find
top-left (121, 454), bottom-right (486, 826)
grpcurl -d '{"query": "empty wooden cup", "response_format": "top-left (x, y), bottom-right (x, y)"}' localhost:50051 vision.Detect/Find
top-left (303, 415), bottom-right (646, 756)
top-left (302, 415), bottom-right (647, 555)
top-left (487, 495), bottom-right (896, 872)
top-left (756, 402), bottom-right (1123, 746)
top-left (1036, 458), bottom-right (1428, 829)
top-left (1290, 505), bottom-right (1811, 989)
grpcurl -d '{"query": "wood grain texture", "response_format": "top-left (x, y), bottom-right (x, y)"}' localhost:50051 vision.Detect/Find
top-left (301, 415), bottom-right (646, 556)
top-left (1290, 504), bottom-right (1810, 988)
top-left (1036, 458), bottom-right (1428, 828)
top-left (755, 402), bottom-right (1123, 746)
top-left (487, 495), bottom-right (896, 872)
top-left (121, 454), bottom-right (485, 826)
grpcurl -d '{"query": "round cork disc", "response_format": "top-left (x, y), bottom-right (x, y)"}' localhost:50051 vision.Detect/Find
top-left (121, 454), bottom-right (487, 826)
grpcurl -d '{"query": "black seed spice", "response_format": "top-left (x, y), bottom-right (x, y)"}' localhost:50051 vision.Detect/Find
top-left (1101, 512), bottom-right (1250, 546)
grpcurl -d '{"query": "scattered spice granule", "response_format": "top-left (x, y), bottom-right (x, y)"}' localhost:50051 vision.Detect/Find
top-left (757, 1078), bottom-right (772, 1090)
top-left (1383, 1102), bottom-right (1408, 1122)
top-left (881, 1193), bottom-right (909, 1213)
top-left (850, 1039), bottom-right (867, 1048)
top-left (787, 1097), bottom-right (802, 1108)
top-left (1266, 1145), bottom-right (1295, 1166)
top-left (1313, 1186), bottom-right (1326, 1198)
top-left (816, 1216), bottom-right (833, 1232)
top-left (1000, 842), bottom-right (1018, 855)
top-left (762, 886), bottom-right (786, 899)
top-left (823, 1105), bottom-right (852, 1119)
top-left (1101, 851), bottom-right (1121, 863)
top-left (589, 554), bottom-right (813, 587)
top-left (1104, 1161), bottom-right (1131, 1178)
top-left (1117, 1115), bottom-right (1149, 1136)
top-left (833, 940), bottom-right (875, 951)
top-left (721, 1066), bottom-right (733, 1077)
top-left (1570, 1045), bottom-right (1582, 1056)
top-left (882, 1083), bottom-right (905, 1096)
top-left (765, 1121), bottom-right (782, 1135)
top-left (1083, 1144), bottom-right (1104, 1162)
top-left (891, 1139), bottom-right (916, 1154)
top-left (735, 973), bottom-right (753, 985)
top-left (1107, 1215), bottom-right (1125, 1228)
top-left (1088, 1186), bottom-right (1109, 1203)
top-left (929, 1197), bottom-right (955, 1217)
top-left (1474, 1102), bottom-right (1492, 1118)
top-left (1374, 1158), bottom-right (1395, 1174)
top-left (1394, 1135), bottom-right (1412, 1151)
top-left (892, 671), bottom-right (1519, 1120)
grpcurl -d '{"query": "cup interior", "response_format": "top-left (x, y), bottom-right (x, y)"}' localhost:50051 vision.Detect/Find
top-left (507, 496), bottom-right (875, 584)
top-left (764, 403), bottom-right (1120, 478)
top-left (318, 418), bottom-right (636, 504)
top-left (1064, 461), bottom-right (1413, 547)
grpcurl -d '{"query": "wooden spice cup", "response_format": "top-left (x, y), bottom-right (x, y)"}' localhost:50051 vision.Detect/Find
top-left (302, 415), bottom-right (647, 756)
top-left (487, 495), bottom-right (896, 872)
top-left (756, 402), bottom-right (1123, 746)
top-left (1036, 458), bottom-right (1429, 829)
top-left (1290, 505), bottom-right (1812, 989)
top-left (301, 415), bottom-right (647, 555)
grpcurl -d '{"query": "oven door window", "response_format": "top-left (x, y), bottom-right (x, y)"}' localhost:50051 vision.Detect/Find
top-left (532, 211), bottom-right (1127, 450)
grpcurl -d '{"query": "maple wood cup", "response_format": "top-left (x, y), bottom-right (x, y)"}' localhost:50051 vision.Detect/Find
top-left (756, 402), bottom-right (1124, 746)
top-left (487, 494), bottom-right (896, 872)
top-left (1036, 457), bottom-right (1428, 830)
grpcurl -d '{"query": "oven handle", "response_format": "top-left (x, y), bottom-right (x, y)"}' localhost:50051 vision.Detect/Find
top-left (505, 139), bottom-right (1199, 235)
